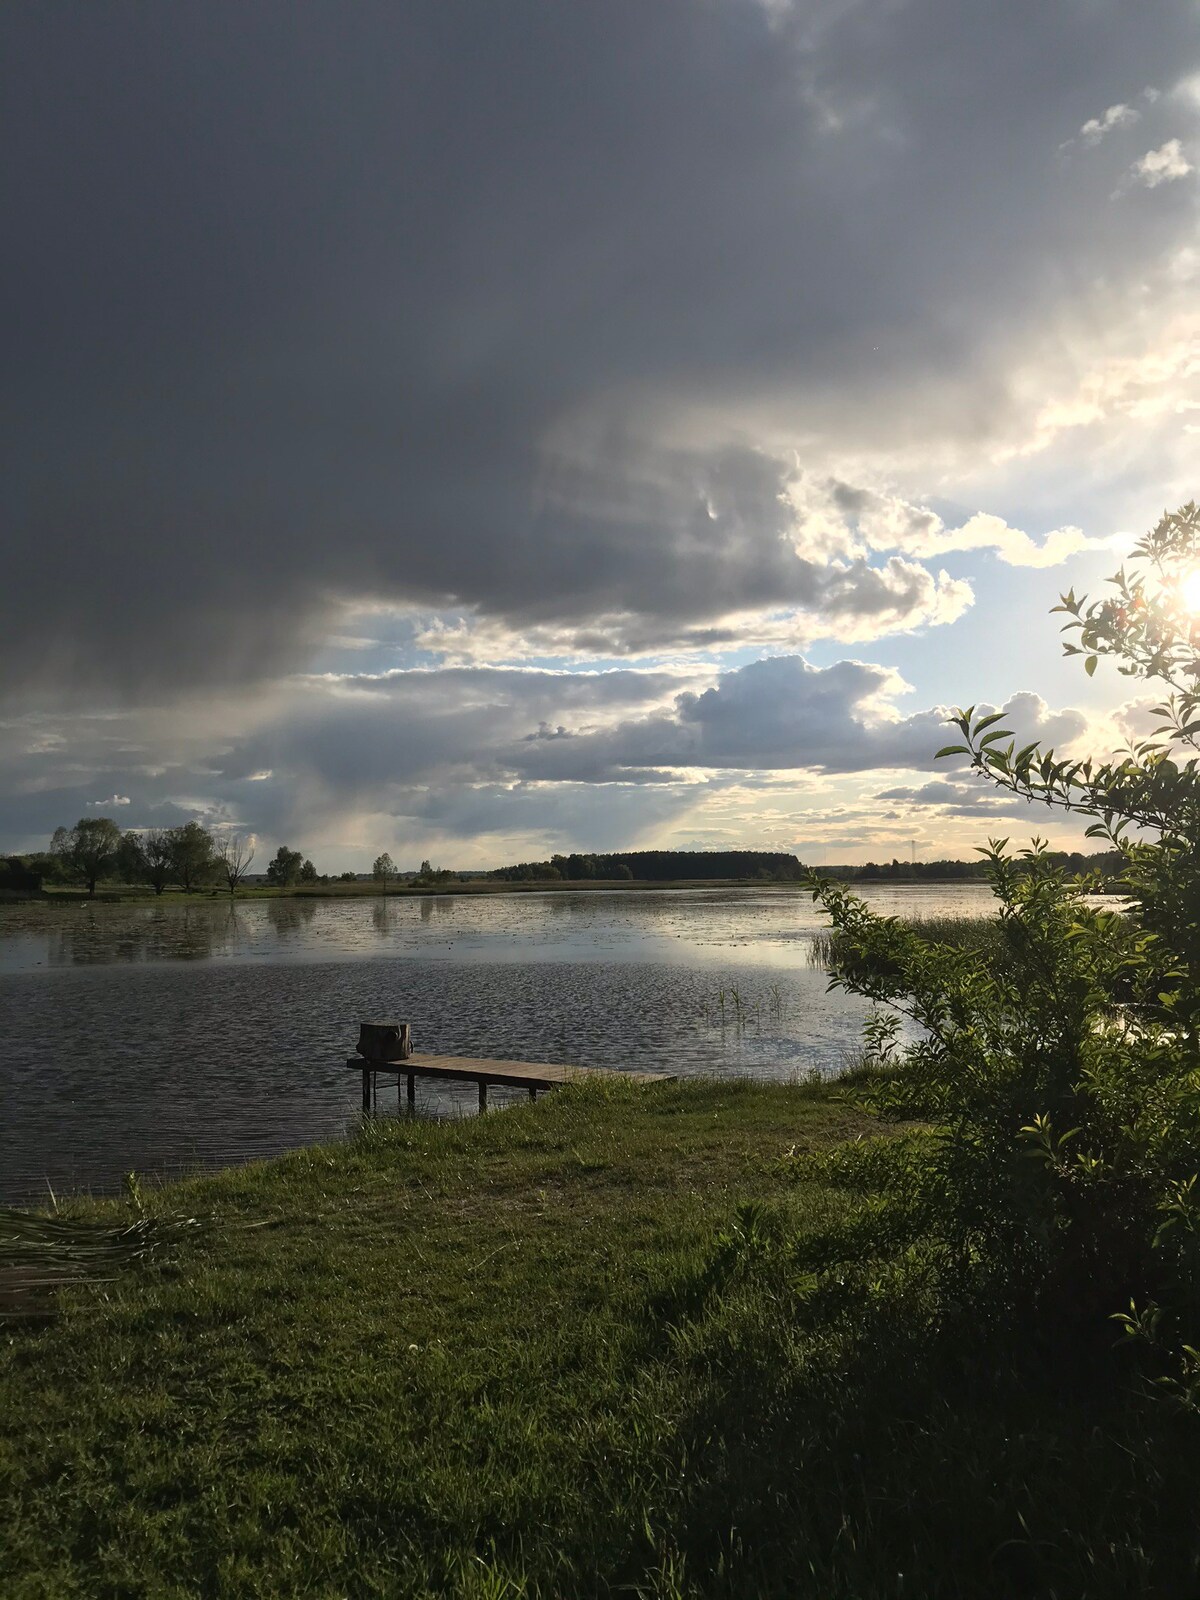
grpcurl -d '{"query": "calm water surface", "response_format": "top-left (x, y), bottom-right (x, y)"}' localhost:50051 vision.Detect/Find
top-left (0, 885), bottom-right (993, 1203)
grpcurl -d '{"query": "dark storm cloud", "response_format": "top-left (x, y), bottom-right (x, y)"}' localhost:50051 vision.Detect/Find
top-left (4, 0), bottom-right (1198, 696)
top-left (0, 664), bottom-right (687, 848)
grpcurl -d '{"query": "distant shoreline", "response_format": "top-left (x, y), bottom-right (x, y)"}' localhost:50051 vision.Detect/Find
top-left (1, 875), bottom-right (997, 907)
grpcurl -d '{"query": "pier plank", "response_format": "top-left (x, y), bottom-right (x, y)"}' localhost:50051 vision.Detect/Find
top-left (346, 1052), bottom-right (674, 1103)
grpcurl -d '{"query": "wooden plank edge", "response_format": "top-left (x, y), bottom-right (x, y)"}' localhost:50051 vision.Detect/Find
top-left (344, 1055), bottom-right (675, 1085)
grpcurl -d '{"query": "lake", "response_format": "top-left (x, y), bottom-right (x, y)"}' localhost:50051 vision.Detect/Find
top-left (0, 884), bottom-right (993, 1204)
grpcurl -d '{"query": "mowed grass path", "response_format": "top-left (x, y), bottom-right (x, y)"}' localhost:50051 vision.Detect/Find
top-left (3, 1078), bottom-right (1199, 1598)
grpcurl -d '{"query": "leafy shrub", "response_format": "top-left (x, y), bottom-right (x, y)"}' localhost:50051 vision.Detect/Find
top-left (0, 855), bottom-right (45, 896)
top-left (812, 503), bottom-right (1200, 1386)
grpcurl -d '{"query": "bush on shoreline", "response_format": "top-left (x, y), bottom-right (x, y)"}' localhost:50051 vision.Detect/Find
top-left (812, 502), bottom-right (1200, 1398)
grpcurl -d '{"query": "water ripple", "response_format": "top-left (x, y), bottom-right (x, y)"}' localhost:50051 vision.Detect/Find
top-left (0, 886), bottom-right (992, 1202)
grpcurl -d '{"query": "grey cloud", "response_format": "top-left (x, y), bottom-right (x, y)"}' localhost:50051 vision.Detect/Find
top-left (389, 782), bottom-right (698, 858)
top-left (317, 666), bottom-right (686, 710)
top-left (0, 665), bottom-right (688, 850)
top-left (506, 661), bottom-right (1090, 782)
top-left (1065, 102), bottom-right (1141, 152)
top-left (876, 781), bottom-right (978, 805)
top-left (258, 667), bottom-right (685, 797)
top-left (8, 655), bottom-right (1095, 823)
top-left (472, 445), bottom-right (972, 653)
top-left (4, 2), bottom-right (1198, 696)
top-left (2, 655), bottom-right (1089, 855)
top-left (0, 649), bottom-right (1107, 864)
top-left (874, 779), bottom-right (1033, 817)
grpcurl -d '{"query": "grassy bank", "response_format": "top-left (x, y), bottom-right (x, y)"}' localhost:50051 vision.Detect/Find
top-left (2, 1078), bottom-right (1197, 1597)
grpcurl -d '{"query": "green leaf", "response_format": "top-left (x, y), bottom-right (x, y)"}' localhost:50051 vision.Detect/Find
top-left (1084, 655), bottom-right (1098, 677)
top-left (935, 744), bottom-right (970, 759)
top-left (972, 711), bottom-right (1007, 734)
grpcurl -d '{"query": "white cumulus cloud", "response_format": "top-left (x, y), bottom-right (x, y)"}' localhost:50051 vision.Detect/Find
top-left (792, 479), bottom-right (1113, 569)
top-left (1069, 102), bottom-right (1140, 151)
top-left (1130, 138), bottom-right (1194, 186)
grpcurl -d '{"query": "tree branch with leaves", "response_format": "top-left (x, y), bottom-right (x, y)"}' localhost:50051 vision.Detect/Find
top-left (810, 501), bottom-right (1200, 1399)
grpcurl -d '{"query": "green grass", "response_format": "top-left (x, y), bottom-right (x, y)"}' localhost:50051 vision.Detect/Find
top-left (2, 1078), bottom-right (1197, 1597)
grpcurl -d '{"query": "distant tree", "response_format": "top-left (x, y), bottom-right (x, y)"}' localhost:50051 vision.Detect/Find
top-left (338, 870), bottom-right (357, 882)
top-left (116, 830), bottom-right (149, 887)
top-left (0, 856), bottom-right (46, 896)
top-left (414, 858), bottom-right (455, 886)
top-left (266, 845), bottom-right (304, 887)
top-left (167, 821), bottom-right (216, 894)
top-left (140, 829), bottom-right (175, 895)
top-left (215, 833), bottom-right (256, 896)
top-left (372, 852), bottom-right (396, 892)
top-left (50, 817), bottom-right (123, 896)
top-left (299, 857), bottom-right (319, 884)
top-left (491, 860), bottom-right (561, 882)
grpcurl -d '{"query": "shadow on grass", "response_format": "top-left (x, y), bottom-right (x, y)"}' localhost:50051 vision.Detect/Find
top-left (627, 1180), bottom-right (1200, 1597)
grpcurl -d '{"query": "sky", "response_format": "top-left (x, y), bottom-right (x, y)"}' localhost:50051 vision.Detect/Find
top-left (2, 1), bottom-right (1199, 871)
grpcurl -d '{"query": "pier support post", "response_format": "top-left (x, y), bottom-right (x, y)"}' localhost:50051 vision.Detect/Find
top-left (362, 1066), bottom-right (371, 1113)
top-left (529, 1086), bottom-right (537, 1101)
top-left (478, 1080), bottom-right (488, 1112)
top-left (407, 1072), bottom-right (416, 1110)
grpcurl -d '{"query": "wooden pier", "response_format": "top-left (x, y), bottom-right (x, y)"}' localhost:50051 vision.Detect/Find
top-left (347, 1052), bottom-right (675, 1112)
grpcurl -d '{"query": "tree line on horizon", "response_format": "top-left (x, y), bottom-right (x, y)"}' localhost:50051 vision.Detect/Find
top-left (0, 818), bottom-right (339, 898)
top-left (491, 849), bottom-right (807, 882)
top-left (0, 820), bottom-right (464, 900)
top-left (2, 824), bottom-right (1125, 900)
top-left (490, 846), bottom-right (1123, 884)
top-left (813, 849), bottom-right (1123, 883)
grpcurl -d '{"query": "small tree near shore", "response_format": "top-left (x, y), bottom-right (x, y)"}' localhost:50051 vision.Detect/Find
top-left (140, 829), bottom-right (175, 894)
top-left (266, 846), bottom-right (304, 887)
top-left (372, 852), bottom-right (396, 893)
top-left (167, 821), bottom-right (216, 894)
top-left (116, 830), bottom-right (149, 887)
top-left (215, 833), bottom-right (256, 896)
top-left (50, 818), bottom-right (123, 895)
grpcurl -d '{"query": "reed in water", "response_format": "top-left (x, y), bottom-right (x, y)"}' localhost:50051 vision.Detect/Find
top-left (808, 913), bottom-right (1004, 971)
